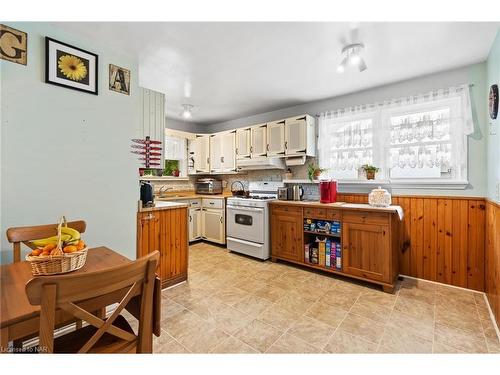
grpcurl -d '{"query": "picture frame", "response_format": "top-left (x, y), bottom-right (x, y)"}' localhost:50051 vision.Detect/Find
top-left (45, 37), bottom-right (98, 95)
top-left (109, 64), bottom-right (131, 95)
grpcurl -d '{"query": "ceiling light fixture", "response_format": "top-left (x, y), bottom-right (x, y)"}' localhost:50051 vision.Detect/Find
top-left (181, 104), bottom-right (193, 119)
top-left (337, 43), bottom-right (367, 73)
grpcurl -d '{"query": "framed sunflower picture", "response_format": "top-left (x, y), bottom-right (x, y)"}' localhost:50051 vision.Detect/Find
top-left (45, 37), bottom-right (98, 95)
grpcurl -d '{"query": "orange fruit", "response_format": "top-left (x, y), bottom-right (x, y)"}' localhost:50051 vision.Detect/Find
top-left (50, 247), bottom-right (63, 256)
top-left (43, 243), bottom-right (57, 252)
top-left (31, 249), bottom-right (42, 256)
top-left (63, 245), bottom-right (77, 253)
top-left (76, 240), bottom-right (86, 251)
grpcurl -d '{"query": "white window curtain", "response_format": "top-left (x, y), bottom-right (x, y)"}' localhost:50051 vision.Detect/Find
top-left (318, 84), bottom-right (474, 184)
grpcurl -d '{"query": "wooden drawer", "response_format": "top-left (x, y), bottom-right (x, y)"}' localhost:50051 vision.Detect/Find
top-left (202, 198), bottom-right (224, 209)
top-left (272, 205), bottom-right (302, 215)
top-left (327, 209), bottom-right (342, 221)
top-left (303, 207), bottom-right (327, 219)
top-left (343, 210), bottom-right (389, 225)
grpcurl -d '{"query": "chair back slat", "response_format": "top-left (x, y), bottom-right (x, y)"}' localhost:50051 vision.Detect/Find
top-left (26, 251), bottom-right (159, 353)
top-left (6, 220), bottom-right (87, 263)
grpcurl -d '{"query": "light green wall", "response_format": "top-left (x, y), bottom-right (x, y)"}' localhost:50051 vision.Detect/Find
top-left (486, 30), bottom-right (500, 203)
top-left (0, 22), bottom-right (141, 263)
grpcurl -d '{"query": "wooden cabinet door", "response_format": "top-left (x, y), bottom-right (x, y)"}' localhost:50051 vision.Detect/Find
top-left (158, 208), bottom-right (188, 285)
top-left (236, 128), bottom-right (251, 159)
top-left (267, 120), bottom-right (285, 156)
top-left (209, 134), bottom-right (222, 173)
top-left (250, 125), bottom-right (267, 157)
top-left (271, 210), bottom-right (303, 262)
top-left (221, 131), bottom-right (236, 172)
top-left (285, 117), bottom-right (307, 155)
top-left (189, 208), bottom-right (202, 241)
top-left (137, 211), bottom-right (161, 275)
top-left (202, 209), bottom-right (225, 243)
top-left (342, 222), bottom-right (391, 283)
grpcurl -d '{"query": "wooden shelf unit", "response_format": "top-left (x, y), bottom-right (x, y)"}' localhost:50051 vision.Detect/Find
top-left (270, 202), bottom-right (400, 293)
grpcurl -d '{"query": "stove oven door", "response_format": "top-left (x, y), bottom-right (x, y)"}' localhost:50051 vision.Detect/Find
top-left (226, 205), bottom-right (265, 244)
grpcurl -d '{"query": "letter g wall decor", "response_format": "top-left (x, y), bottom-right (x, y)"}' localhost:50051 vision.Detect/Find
top-left (0, 24), bottom-right (27, 65)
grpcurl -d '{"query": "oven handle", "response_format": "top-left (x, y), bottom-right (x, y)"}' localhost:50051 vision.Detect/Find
top-left (227, 237), bottom-right (263, 248)
top-left (227, 205), bottom-right (264, 212)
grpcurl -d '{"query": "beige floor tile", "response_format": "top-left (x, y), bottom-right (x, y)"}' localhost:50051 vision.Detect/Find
top-left (266, 333), bottom-right (320, 353)
top-left (394, 295), bottom-right (435, 321)
top-left (160, 298), bottom-right (186, 322)
top-left (162, 309), bottom-right (206, 339)
top-left (279, 269), bottom-right (313, 284)
top-left (436, 284), bottom-right (476, 304)
top-left (253, 284), bottom-right (288, 302)
top-left (400, 277), bottom-right (437, 291)
top-left (176, 324), bottom-right (229, 353)
top-left (434, 323), bottom-right (488, 353)
top-left (337, 313), bottom-right (385, 344)
top-left (275, 291), bottom-right (315, 314)
top-left (235, 319), bottom-right (283, 353)
top-left (435, 304), bottom-right (483, 338)
top-left (481, 318), bottom-right (500, 340)
top-left (486, 337), bottom-right (500, 353)
top-left (398, 286), bottom-right (436, 305)
top-left (359, 289), bottom-right (398, 308)
top-left (432, 342), bottom-right (464, 353)
top-left (324, 330), bottom-right (378, 353)
top-left (320, 289), bottom-right (360, 310)
top-left (233, 294), bottom-right (273, 317)
top-left (388, 310), bottom-right (434, 340)
top-left (305, 301), bottom-right (348, 328)
top-left (162, 282), bottom-right (191, 299)
top-left (213, 286), bottom-right (250, 306)
top-left (233, 278), bottom-right (268, 293)
top-left (211, 336), bottom-right (258, 353)
top-left (287, 316), bottom-right (335, 349)
top-left (252, 269), bottom-right (280, 282)
top-left (258, 304), bottom-right (302, 330)
top-left (171, 288), bottom-right (207, 309)
top-left (349, 298), bottom-right (393, 324)
top-left (154, 337), bottom-right (190, 353)
top-left (379, 326), bottom-right (433, 353)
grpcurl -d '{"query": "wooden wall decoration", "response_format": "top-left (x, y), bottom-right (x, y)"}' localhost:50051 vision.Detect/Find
top-left (337, 193), bottom-right (486, 291)
top-left (109, 64), bottom-right (130, 95)
top-left (486, 200), bottom-right (500, 327)
top-left (0, 24), bottom-right (27, 65)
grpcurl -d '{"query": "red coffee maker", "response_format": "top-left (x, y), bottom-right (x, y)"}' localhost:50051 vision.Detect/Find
top-left (319, 179), bottom-right (337, 203)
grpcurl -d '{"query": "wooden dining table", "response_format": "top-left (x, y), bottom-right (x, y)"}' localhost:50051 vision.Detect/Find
top-left (0, 246), bottom-right (161, 352)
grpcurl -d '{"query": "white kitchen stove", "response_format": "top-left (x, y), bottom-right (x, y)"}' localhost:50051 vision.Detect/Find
top-left (226, 181), bottom-right (284, 260)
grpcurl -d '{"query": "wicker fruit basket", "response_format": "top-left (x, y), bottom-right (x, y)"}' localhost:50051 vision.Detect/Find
top-left (25, 217), bottom-right (88, 276)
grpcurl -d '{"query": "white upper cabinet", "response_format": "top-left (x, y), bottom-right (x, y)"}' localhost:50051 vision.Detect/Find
top-left (250, 125), bottom-right (267, 158)
top-left (236, 128), bottom-right (251, 159)
top-left (221, 131), bottom-right (236, 172)
top-left (267, 120), bottom-right (286, 156)
top-left (285, 115), bottom-right (316, 156)
top-left (188, 135), bottom-right (210, 174)
top-left (209, 134), bottom-right (223, 173)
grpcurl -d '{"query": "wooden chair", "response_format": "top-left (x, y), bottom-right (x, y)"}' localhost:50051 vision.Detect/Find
top-left (25, 251), bottom-right (159, 354)
top-left (6, 220), bottom-right (87, 263)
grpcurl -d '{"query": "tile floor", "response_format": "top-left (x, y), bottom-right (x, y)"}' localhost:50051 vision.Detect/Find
top-left (150, 242), bottom-right (500, 354)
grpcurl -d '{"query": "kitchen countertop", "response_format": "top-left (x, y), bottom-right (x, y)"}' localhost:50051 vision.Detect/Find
top-left (138, 200), bottom-right (189, 213)
top-left (270, 200), bottom-right (404, 216)
top-left (155, 191), bottom-right (233, 201)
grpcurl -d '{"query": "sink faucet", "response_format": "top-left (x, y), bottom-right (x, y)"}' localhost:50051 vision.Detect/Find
top-left (158, 185), bottom-right (173, 198)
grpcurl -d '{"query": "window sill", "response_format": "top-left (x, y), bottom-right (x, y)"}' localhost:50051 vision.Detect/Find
top-left (285, 179), bottom-right (469, 191)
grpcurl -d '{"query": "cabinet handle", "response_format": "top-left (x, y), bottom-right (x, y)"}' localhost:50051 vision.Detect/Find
top-left (250, 146), bottom-right (253, 153)
top-left (189, 215), bottom-right (192, 222)
top-left (235, 148), bottom-right (238, 155)
top-left (266, 144), bottom-right (270, 151)
top-left (207, 157), bottom-right (210, 164)
top-left (220, 216), bottom-right (223, 223)
top-left (284, 141), bottom-right (288, 150)
top-left (221, 156), bottom-right (224, 163)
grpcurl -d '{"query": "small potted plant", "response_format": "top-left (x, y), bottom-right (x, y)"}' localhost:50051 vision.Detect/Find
top-left (361, 164), bottom-right (380, 180)
top-left (307, 163), bottom-right (327, 181)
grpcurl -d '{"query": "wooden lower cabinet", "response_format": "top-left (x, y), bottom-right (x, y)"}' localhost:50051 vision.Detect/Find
top-left (270, 202), bottom-right (399, 292)
top-left (342, 222), bottom-right (391, 283)
top-left (271, 207), bottom-right (303, 262)
top-left (137, 207), bottom-right (188, 288)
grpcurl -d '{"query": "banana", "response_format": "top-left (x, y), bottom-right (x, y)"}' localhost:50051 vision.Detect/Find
top-left (31, 234), bottom-right (71, 247)
top-left (61, 227), bottom-right (81, 241)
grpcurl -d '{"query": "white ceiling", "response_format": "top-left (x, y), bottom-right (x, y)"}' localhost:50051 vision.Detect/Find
top-left (56, 22), bottom-right (499, 125)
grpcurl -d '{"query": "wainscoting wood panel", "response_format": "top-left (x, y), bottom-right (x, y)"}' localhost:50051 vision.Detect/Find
top-left (337, 193), bottom-right (486, 291)
top-left (486, 200), bottom-right (500, 327)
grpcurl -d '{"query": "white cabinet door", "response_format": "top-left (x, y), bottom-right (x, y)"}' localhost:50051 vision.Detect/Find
top-left (267, 120), bottom-right (285, 156)
top-left (221, 131), bottom-right (236, 172)
top-left (209, 134), bottom-right (222, 173)
top-left (285, 117), bottom-right (307, 155)
top-left (250, 125), bottom-right (267, 158)
top-left (190, 135), bottom-right (210, 174)
top-left (189, 208), bottom-right (202, 241)
top-left (202, 209), bottom-right (225, 244)
top-left (236, 128), bottom-right (251, 159)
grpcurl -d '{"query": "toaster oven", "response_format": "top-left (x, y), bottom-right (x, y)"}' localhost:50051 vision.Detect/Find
top-left (195, 178), bottom-right (223, 194)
